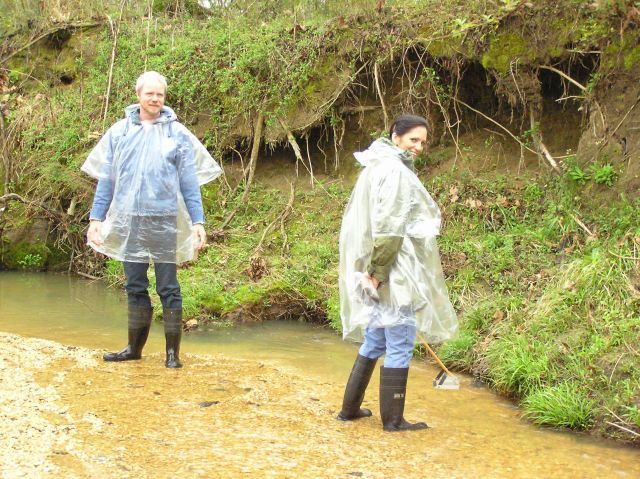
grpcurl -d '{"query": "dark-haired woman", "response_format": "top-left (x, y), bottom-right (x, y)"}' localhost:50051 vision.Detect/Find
top-left (337, 114), bottom-right (458, 431)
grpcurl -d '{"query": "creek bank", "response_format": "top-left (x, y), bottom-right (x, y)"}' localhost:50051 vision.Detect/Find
top-left (2, 330), bottom-right (640, 479)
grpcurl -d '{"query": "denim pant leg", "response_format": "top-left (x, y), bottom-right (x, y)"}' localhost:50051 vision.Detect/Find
top-left (358, 327), bottom-right (387, 360)
top-left (123, 262), bottom-right (152, 309)
top-left (154, 263), bottom-right (182, 310)
top-left (383, 324), bottom-right (417, 368)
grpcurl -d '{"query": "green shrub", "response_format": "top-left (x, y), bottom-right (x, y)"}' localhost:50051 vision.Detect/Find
top-left (523, 383), bottom-right (595, 429)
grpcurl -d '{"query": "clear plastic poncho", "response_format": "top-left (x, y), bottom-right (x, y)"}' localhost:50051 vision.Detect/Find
top-left (339, 138), bottom-right (458, 343)
top-left (81, 105), bottom-right (222, 264)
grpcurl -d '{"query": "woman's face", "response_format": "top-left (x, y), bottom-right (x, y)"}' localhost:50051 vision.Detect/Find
top-left (392, 126), bottom-right (428, 158)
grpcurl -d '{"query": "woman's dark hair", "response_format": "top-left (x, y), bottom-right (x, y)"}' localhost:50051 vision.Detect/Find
top-left (389, 114), bottom-right (429, 139)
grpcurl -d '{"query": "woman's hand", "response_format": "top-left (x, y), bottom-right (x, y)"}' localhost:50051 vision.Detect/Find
top-left (365, 273), bottom-right (380, 289)
top-left (193, 224), bottom-right (207, 251)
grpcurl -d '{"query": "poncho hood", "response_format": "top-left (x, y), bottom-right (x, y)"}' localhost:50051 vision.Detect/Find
top-left (123, 104), bottom-right (177, 125)
top-left (353, 137), bottom-right (414, 170)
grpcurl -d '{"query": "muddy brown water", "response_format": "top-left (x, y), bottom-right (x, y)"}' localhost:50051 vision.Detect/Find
top-left (1, 272), bottom-right (639, 478)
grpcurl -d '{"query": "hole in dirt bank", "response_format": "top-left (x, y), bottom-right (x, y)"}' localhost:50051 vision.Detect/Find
top-left (59, 74), bottom-right (74, 85)
top-left (539, 53), bottom-right (599, 100)
top-left (222, 124), bottom-right (349, 187)
top-left (45, 29), bottom-right (73, 49)
top-left (538, 53), bottom-right (600, 151)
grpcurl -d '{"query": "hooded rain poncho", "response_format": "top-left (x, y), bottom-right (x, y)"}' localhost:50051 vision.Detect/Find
top-left (81, 104), bottom-right (221, 264)
top-left (339, 138), bottom-right (458, 343)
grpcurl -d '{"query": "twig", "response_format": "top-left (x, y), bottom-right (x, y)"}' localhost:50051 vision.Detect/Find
top-left (596, 95), bottom-right (640, 154)
top-left (102, 0), bottom-right (127, 130)
top-left (280, 119), bottom-right (306, 178)
top-left (254, 183), bottom-right (295, 255)
top-left (569, 213), bottom-right (595, 237)
top-left (538, 65), bottom-right (587, 91)
top-left (608, 353), bottom-right (625, 384)
top-left (454, 97), bottom-right (538, 155)
top-left (0, 193), bottom-right (66, 222)
top-left (373, 62), bottom-right (389, 132)
top-left (305, 134), bottom-right (315, 188)
top-left (605, 421), bottom-right (640, 438)
top-left (240, 111), bottom-right (264, 204)
top-left (76, 271), bottom-right (100, 281)
top-left (608, 250), bottom-right (638, 261)
top-left (220, 110), bottom-right (264, 230)
top-left (530, 106), bottom-right (562, 174)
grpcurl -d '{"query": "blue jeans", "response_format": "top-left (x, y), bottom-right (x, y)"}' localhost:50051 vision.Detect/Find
top-left (123, 261), bottom-right (181, 310)
top-left (358, 324), bottom-right (417, 368)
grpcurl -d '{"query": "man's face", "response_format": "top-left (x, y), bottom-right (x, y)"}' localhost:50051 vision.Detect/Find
top-left (136, 80), bottom-right (165, 119)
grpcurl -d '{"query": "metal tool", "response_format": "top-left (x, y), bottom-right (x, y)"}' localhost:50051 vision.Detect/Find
top-left (417, 332), bottom-right (460, 390)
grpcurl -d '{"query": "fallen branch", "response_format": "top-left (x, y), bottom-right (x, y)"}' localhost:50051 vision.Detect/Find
top-left (280, 120), bottom-right (313, 186)
top-left (538, 65), bottom-right (587, 91)
top-left (76, 271), bottom-right (100, 281)
top-left (305, 134), bottom-right (315, 188)
top-left (530, 107), bottom-right (561, 174)
top-left (595, 95), bottom-right (640, 154)
top-left (454, 98), bottom-right (536, 154)
top-left (569, 213), bottom-right (595, 237)
top-left (0, 193), bottom-right (66, 222)
top-left (606, 421), bottom-right (640, 438)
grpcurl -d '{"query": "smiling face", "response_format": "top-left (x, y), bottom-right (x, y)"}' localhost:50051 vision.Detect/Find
top-left (136, 79), bottom-right (165, 121)
top-left (392, 125), bottom-right (428, 158)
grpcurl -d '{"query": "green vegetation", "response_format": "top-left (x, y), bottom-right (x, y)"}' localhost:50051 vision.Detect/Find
top-left (433, 173), bottom-right (639, 440)
top-left (1, 0), bottom-right (639, 444)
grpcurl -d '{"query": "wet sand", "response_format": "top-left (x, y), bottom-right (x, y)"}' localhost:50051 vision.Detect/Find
top-left (3, 331), bottom-right (640, 478)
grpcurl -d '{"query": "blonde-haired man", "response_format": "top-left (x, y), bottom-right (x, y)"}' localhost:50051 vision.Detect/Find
top-left (82, 71), bottom-right (221, 368)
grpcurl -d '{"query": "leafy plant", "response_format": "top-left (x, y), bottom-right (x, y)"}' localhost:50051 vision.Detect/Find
top-left (589, 163), bottom-right (617, 186)
top-left (17, 253), bottom-right (43, 269)
top-left (568, 164), bottom-right (590, 185)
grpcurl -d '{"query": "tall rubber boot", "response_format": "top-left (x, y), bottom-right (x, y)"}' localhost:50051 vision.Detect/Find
top-left (103, 306), bottom-right (152, 362)
top-left (164, 308), bottom-right (183, 369)
top-left (337, 354), bottom-right (377, 421)
top-left (379, 366), bottom-right (429, 432)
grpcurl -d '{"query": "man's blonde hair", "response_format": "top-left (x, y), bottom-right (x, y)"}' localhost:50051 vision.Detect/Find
top-left (135, 71), bottom-right (167, 93)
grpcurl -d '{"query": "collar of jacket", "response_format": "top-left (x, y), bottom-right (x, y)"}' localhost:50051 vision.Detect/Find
top-left (377, 137), bottom-right (415, 170)
top-left (124, 104), bottom-right (177, 125)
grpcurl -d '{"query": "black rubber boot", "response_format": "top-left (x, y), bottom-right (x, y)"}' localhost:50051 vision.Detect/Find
top-left (337, 354), bottom-right (377, 421)
top-left (379, 366), bottom-right (429, 432)
top-left (164, 308), bottom-right (183, 369)
top-left (103, 306), bottom-right (152, 362)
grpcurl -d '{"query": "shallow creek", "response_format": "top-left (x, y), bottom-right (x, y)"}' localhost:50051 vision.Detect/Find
top-left (0, 272), bottom-right (638, 478)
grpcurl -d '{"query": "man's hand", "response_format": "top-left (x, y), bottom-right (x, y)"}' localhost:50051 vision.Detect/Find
top-left (365, 273), bottom-right (380, 290)
top-left (193, 224), bottom-right (207, 251)
top-left (87, 220), bottom-right (103, 246)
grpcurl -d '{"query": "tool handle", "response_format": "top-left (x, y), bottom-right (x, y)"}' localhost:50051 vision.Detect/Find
top-left (416, 332), bottom-right (452, 375)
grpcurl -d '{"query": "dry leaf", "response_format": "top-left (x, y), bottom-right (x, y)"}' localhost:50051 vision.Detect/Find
top-left (497, 195), bottom-right (509, 208)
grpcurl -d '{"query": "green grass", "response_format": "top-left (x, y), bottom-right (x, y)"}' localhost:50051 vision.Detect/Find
top-left (523, 383), bottom-right (596, 430)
